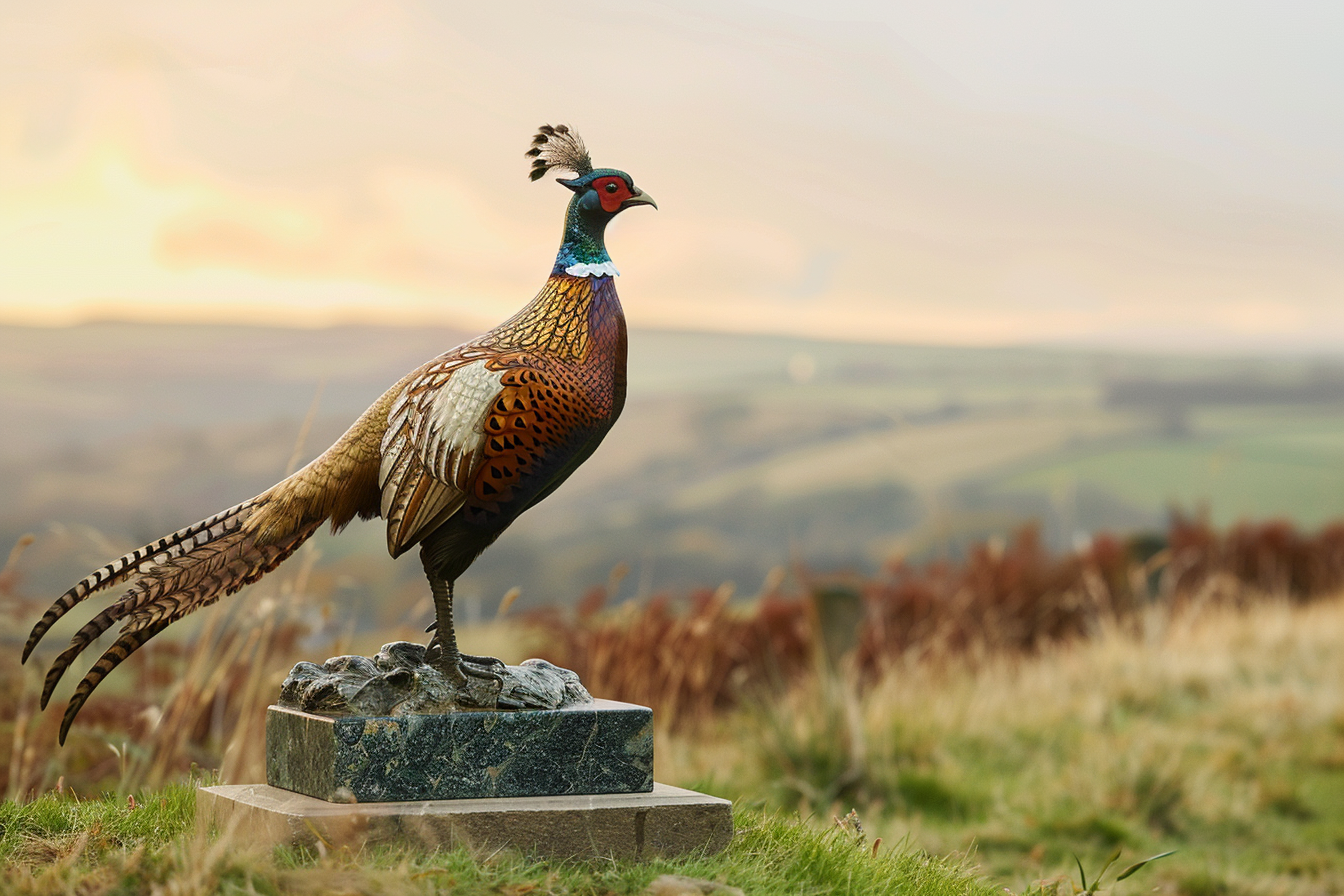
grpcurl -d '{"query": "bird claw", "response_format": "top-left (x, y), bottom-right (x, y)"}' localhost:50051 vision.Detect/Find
top-left (459, 658), bottom-right (505, 683)
top-left (426, 642), bottom-right (505, 686)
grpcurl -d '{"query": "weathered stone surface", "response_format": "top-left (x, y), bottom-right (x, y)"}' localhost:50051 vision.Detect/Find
top-left (644, 875), bottom-right (745, 896)
top-left (198, 783), bottom-right (733, 859)
top-left (266, 699), bottom-right (653, 802)
top-left (278, 641), bottom-right (592, 716)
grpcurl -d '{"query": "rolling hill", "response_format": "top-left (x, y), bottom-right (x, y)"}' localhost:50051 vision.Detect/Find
top-left (4, 322), bottom-right (1344, 626)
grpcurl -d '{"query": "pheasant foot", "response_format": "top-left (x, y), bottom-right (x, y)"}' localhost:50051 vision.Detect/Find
top-left (426, 639), bottom-right (505, 686)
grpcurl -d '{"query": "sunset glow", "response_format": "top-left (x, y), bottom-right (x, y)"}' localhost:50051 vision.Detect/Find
top-left (3, 1), bottom-right (1342, 350)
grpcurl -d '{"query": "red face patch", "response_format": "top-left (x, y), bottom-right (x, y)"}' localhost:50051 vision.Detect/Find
top-left (592, 176), bottom-right (634, 213)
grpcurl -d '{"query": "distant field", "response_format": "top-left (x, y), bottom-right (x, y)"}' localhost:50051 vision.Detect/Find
top-left (4, 322), bottom-right (1344, 618)
top-left (991, 407), bottom-right (1344, 529)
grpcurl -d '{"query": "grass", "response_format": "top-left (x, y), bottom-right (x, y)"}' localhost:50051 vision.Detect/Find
top-left (0, 779), bottom-right (197, 865)
top-left (0, 791), bottom-right (1001, 896)
top-left (6, 518), bottom-right (1344, 893)
top-left (662, 596), bottom-right (1344, 895)
top-left (7, 592), bottom-right (1316, 895)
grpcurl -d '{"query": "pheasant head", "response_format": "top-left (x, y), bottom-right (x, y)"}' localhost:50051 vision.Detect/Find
top-left (526, 124), bottom-right (656, 277)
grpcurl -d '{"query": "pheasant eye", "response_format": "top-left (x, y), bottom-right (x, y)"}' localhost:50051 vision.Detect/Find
top-left (605, 182), bottom-right (619, 193)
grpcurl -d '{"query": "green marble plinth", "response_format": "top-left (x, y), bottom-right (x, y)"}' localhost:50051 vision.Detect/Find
top-left (266, 700), bottom-right (653, 802)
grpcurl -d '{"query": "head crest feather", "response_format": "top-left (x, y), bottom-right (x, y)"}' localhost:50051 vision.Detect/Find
top-left (525, 124), bottom-right (593, 181)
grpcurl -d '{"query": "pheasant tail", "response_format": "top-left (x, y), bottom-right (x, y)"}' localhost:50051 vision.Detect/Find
top-left (26, 495), bottom-right (323, 743)
top-left (23, 501), bottom-right (256, 665)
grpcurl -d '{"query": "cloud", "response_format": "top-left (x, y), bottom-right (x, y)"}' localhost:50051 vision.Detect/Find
top-left (1, 0), bottom-right (1342, 349)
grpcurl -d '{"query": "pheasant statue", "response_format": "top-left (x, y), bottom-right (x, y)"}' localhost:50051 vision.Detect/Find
top-left (23, 125), bottom-right (655, 743)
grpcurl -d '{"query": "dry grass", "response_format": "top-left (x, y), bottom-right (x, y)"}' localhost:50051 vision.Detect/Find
top-left (2, 539), bottom-right (342, 798)
top-left (526, 578), bottom-right (811, 729)
top-left (655, 593), bottom-right (1344, 894)
top-left (530, 517), bottom-right (1344, 732)
top-left (0, 536), bottom-right (549, 800)
top-left (3, 516), bottom-right (1344, 893)
top-left (7, 515), bottom-right (1344, 797)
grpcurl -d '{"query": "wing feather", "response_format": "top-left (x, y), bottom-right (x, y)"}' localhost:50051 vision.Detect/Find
top-left (380, 357), bottom-right (505, 556)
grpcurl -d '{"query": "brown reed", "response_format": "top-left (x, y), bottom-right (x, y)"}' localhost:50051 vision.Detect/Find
top-left (530, 516), bottom-right (1344, 729)
top-left (7, 513), bottom-right (1344, 797)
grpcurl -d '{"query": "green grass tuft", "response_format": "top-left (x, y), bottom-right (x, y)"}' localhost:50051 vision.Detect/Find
top-left (0, 780), bottom-right (196, 864)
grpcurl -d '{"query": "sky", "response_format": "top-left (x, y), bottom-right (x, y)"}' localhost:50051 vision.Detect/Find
top-left (1, 0), bottom-right (1342, 351)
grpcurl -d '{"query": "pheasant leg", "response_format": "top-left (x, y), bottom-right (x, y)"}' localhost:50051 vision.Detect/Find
top-left (422, 620), bottom-right (505, 668)
top-left (426, 576), bottom-right (504, 685)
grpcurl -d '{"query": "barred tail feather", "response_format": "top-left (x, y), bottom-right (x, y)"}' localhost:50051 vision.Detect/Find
top-left (59, 619), bottom-right (171, 745)
top-left (38, 507), bottom-right (253, 706)
top-left (52, 512), bottom-right (321, 744)
top-left (29, 497), bottom-right (324, 741)
top-left (22, 501), bottom-right (256, 665)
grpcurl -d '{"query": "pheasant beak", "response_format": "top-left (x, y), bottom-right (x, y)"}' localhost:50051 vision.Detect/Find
top-left (622, 187), bottom-right (657, 210)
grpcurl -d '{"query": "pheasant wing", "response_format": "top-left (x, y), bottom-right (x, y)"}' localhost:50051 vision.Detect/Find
top-left (380, 351), bottom-right (583, 558)
top-left (380, 355), bottom-right (506, 556)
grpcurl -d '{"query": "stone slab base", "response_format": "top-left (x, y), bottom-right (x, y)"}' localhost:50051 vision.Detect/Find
top-left (266, 699), bottom-right (653, 802)
top-left (198, 783), bottom-right (732, 859)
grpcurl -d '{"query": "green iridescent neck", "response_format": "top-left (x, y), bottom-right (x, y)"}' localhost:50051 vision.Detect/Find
top-left (552, 194), bottom-right (614, 276)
